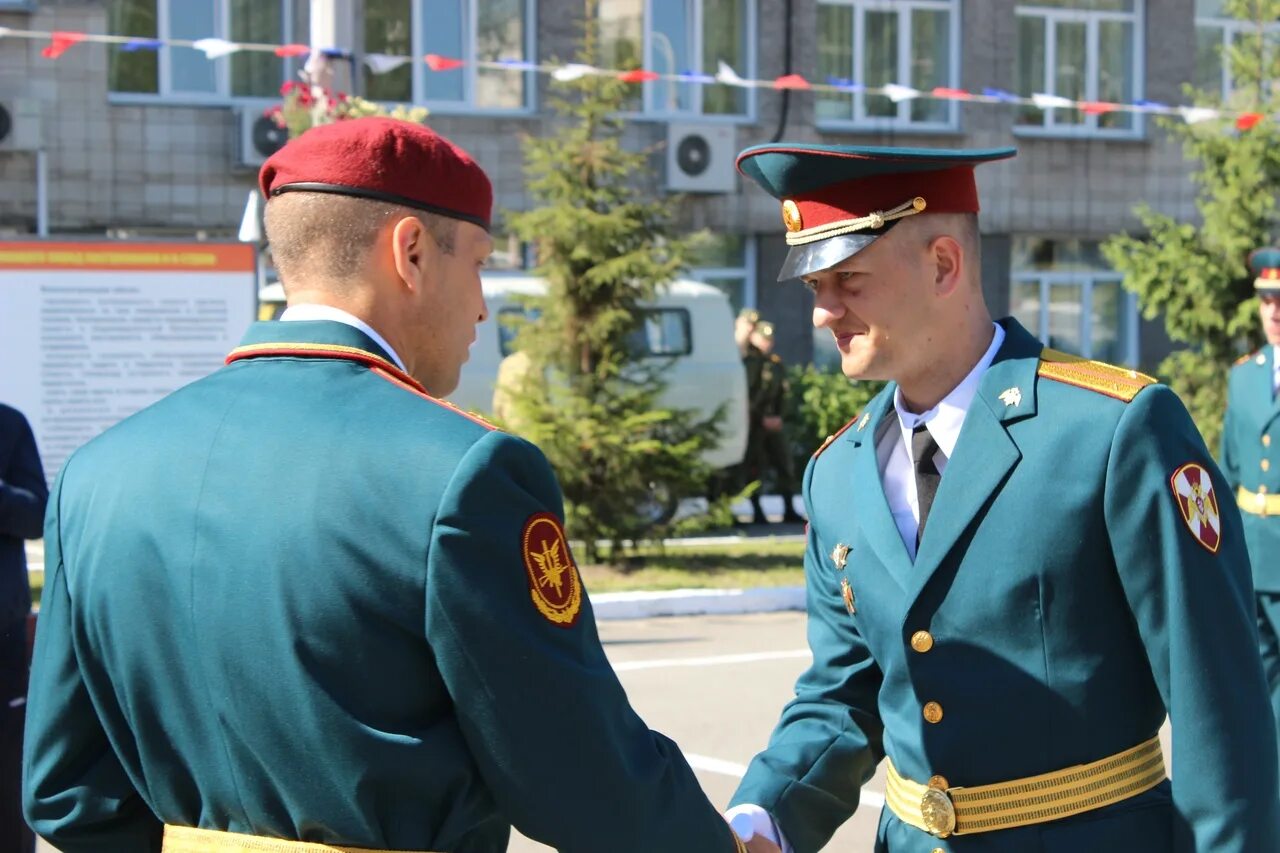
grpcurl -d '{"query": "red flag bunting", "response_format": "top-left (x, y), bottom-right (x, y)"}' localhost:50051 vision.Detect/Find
top-left (41, 31), bottom-right (86, 59)
top-left (932, 87), bottom-right (971, 100)
top-left (275, 44), bottom-right (311, 58)
top-left (618, 69), bottom-right (660, 83)
top-left (1080, 101), bottom-right (1118, 115)
top-left (774, 74), bottom-right (811, 90)
top-left (425, 54), bottom-right (465, 71)
top-left (1237, 112), bottom-right (1264, 130)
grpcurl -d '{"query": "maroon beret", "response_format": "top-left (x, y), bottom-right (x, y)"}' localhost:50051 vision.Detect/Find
top-left (259, 117), bottom-right (492, 230)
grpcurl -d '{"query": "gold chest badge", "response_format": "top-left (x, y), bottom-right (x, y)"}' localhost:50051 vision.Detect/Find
top-left (841, 576), bottom-right (856, 615)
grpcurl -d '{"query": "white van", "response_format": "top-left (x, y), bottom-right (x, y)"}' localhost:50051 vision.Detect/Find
top-left (257, 276), bottom-right (749, 470)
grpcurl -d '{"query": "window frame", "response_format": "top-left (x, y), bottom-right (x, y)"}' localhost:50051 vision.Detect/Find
top-left (1011, 269), bottom-right (1140, 366)
top-left (605, 0), bottom-right (758, 123)
top-left (108, 0), bottom-right (309, 106)
top-left (1195, 6), bottom-right (1280, 101)
top-left (815, 0), bottom-right (963, 133)
top-left (400, 0), bottom-right (538, 115)
top-left (1013, 1), bottom-right (1146, 140)
top-left (687, 236), bottom-right (758, 316)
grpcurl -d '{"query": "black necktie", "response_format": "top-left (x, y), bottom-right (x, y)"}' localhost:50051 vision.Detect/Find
top-left (912, 425), bottom-right (941, 547)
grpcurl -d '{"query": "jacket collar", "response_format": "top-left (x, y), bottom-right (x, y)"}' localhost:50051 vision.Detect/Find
top-left (226, 320), bottom-right (427, 395)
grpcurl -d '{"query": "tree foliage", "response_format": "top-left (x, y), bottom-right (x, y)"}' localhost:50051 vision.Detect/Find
top-left (500, 6), bottom-right (725, 563)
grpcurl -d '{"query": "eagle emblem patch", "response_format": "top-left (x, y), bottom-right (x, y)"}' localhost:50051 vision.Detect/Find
top-left (521, 513), bottom-right (583, 626)
top-left (1170, 463), bottom-right (1222, 554)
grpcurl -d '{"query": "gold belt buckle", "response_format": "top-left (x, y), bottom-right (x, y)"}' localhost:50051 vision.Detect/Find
top-left (920, 784), bottom-right (957, 838)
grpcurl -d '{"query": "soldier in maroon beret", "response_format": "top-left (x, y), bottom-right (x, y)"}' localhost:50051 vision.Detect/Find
top-left (24, 118), bottom-right (767, 853)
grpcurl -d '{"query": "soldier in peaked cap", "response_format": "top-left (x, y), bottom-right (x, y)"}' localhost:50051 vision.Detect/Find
top-left (23, 117), bottom-right (758, 853)
top-left (1222, 246), bottom-right (1280, 757)
top-left (723, 144), bottom-right (1279, 852)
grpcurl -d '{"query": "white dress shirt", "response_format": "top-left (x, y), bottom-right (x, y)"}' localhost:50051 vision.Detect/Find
top-left (1273, 345), bottom-right (1279, 395)
top-left (279, 304), bottom-right (407, 372)
top-left (724, 323), bottom-right (1005, 850)
top-left (880, 323), bottom-right (1005, 558)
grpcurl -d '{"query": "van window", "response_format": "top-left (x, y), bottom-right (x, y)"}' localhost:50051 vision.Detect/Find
top-left (497, 306), bottom-right (692, 358)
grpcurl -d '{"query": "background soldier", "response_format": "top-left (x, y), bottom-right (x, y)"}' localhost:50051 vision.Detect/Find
top-left (1222, 246), bottom-right (1280, 754)
top-left (747, 322), bottom-right (803, 525)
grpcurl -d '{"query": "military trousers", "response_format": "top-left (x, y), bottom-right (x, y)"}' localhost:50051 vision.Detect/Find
top-left (1258, 593), bottom-right (1280, 763)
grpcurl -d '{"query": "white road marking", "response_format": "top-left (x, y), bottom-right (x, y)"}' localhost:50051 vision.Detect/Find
top-left (685, 753), bottom-right (885, 810)
top-left (612, 649), bottom-right (811, 672)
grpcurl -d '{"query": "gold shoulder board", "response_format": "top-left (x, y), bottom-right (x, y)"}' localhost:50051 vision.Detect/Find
top-left (1235, 350), bottom-right (1259, 367)
top-left (1037, 349), bottom-right (1156, 403)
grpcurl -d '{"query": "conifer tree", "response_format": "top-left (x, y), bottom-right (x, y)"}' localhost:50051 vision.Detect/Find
top-left (501, 4), bottom-right (725, 563)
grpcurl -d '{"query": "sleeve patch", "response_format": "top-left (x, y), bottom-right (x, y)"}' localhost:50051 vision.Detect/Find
top-left (521, 512), bottom-right (583, 627)
top-left (1170, 463), bottom-right (1223, 554)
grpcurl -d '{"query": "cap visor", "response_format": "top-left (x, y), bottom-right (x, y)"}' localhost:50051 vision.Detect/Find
top-left (777, 232), bottom-right (881, 281)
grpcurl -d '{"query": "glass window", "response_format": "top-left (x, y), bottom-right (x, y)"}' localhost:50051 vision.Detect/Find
top-left (1015, 1), bottom-right (1142, 136)
top-left (107, 0), bottom-right (310, 100)
top-left (597, 0), bottom-right (755, 117)
top-left (816, 0), bottom-right (960, 130)
top-left (364, 0), bottom-right (414, 102)
top-left (1011, 237), bottom-right (1139, 364)
top-left (687, 234), bottom-right (756, 316)
top-left (629, 309), bottom-right (693, 357)
top-left (1194, 0), bottom-right (1280, 100)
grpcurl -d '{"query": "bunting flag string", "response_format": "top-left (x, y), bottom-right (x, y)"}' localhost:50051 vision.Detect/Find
top-left (0, 25), bottom-right (1271, 131)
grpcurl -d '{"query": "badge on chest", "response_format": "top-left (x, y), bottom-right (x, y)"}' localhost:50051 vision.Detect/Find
top-left (831, 542), bottom-right (855, 614)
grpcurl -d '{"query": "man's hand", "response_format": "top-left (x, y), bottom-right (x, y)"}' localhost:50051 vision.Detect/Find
top-left (745, 836), bottom-right (782, 853)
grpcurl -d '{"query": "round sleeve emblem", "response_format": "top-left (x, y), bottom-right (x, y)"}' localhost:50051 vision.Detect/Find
top-left (1170, 462), bottom-right (1222, 553)
top-left (521, 512), bottom-right (583, 627)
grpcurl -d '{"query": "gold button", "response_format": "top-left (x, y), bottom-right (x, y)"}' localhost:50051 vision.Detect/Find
top-left (1264, 460), bottom-right (1272, 472)
top-left (933, 848), bottom-right (946, 853)
top-left (928, 774), bottom-right (949, 790)
top-left (911, 631), bottom-right (935, 653)
top-left (923, 701), bottom-right (944, 724)
top-left (1264, 435), bottom-right (1272, 447)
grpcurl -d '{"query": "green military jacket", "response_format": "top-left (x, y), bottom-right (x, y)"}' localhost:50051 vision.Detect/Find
top-left (24, 321), bottom-right (740, 853)
top-left (744, 345), bottom-right (768, 422)
top-left (1221, 346), bottom-right (1280, 591)
top-left (731, 319), bottom-right (1278, 852)
top-left (758, 354), bottom-right (788, 419)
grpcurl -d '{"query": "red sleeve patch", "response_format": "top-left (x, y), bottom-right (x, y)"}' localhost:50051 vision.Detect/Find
top-left (1170, 462), bottom-right (1222, 554)
top-left (521, 513), bottom-right (583, 627)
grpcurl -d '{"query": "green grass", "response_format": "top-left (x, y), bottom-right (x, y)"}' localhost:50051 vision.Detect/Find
top-left (27, 539), bottom-right (806, 606)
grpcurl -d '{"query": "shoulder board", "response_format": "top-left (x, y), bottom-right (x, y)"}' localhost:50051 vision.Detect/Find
top-left (1037, 349), bottom-right (1157, 403)
top-left (371, 367), bottom-right (499, 432)
top-left (813, 412), bottom-right (863, 459)
top-left (1235, 350), bottom-right (1260, 367)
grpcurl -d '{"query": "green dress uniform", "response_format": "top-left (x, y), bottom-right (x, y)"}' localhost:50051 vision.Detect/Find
top-left (1220, 246), bottom-right (1280, 751)
top-left (757, 352), bottom-right (797, 501)
top-left (728, 142), bottom-right (1280, 851)
top-left (23, 321), bottom-right (742, 853)
top-left (732, 319), bottom-right (1278, 852)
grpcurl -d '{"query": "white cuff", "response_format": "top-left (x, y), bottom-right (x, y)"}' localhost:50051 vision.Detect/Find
top-left (725, 804), bottom-right (793, 853)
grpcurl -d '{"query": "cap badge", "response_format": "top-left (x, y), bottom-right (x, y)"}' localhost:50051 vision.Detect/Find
top-left (781, 199), bottom-right (803, 233)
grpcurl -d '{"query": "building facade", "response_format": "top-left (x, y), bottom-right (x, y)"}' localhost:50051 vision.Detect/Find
top-left (0, 0), bottom-right (1243, 369)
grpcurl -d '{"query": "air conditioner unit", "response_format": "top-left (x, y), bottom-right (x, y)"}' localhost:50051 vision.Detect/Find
top-left (665, 122), bottom-right (736, 194)
top-left (0, 99), bottom-right (44, 151)
top-left (237, 109), bottom-right (288, 167)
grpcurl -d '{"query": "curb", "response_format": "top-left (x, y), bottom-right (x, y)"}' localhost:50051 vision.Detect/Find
top-left (590, 585), bottom-right (806, 620)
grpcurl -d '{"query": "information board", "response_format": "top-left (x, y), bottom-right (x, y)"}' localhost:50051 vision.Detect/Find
top-left (0, 241), bottom-right (257, 482)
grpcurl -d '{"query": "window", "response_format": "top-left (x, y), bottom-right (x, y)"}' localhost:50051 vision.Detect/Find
top-left (107, 0), bottom-right (311, 99)
top-left (1194, 0), bottom-right (1280, 100)
top-left (496, 306), bottom-right (691, 357)
top-left (1015, 1), bottom-right (1143, 136)
top-left (816, 0), bottom-right (960, 129)
top-left (597, 0), bottom-right (756, 118)
top-left (687, 234), bottom-right (756, 316)
top-left (362, 0), bottom-right (534, 111)
top-left (1010, 237), bottom-right (1139, 365)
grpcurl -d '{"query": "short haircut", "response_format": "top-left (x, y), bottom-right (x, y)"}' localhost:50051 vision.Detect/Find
top-left (264, 192), bottom-right (459, 289)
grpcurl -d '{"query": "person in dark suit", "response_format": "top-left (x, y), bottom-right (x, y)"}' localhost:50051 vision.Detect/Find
top-left (1, 402), bottom-right (46, 853)
top-left (23, 118), bottom-right (758, 853)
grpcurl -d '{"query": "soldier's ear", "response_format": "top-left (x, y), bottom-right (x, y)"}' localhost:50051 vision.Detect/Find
top-left (929, 234), bottom-right (964, 298)
top-left (390, 216), bottom-right (437, 292)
